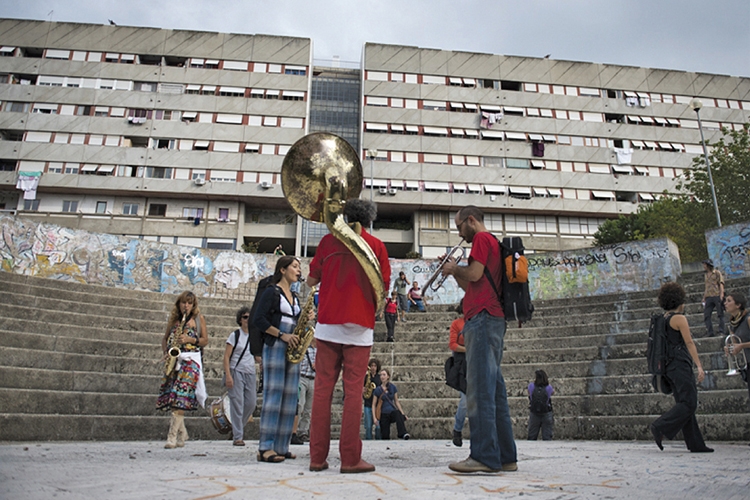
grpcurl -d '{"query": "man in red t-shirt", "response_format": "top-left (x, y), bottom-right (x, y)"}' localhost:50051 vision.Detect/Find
top-left (441, 205), bottom-right (518, 474)
top-left (306, 199), bottom-right (391, 474)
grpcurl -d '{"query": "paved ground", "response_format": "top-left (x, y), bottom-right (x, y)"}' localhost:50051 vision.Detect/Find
top-left (1, 439), bottom-right (748, 499)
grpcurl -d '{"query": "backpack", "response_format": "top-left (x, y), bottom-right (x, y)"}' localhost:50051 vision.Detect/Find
top-left (247, 275), bottom-right (276, 357)
top-left (530, 384), bottom-right (551, 414)
top-left (484, 236), bottom-right (535, 324)
top-left (646, 312), bottom-right (673, 394)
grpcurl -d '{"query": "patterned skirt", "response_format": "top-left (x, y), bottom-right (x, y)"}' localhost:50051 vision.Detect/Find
top-left (156, 358), bottom-right (200, 411)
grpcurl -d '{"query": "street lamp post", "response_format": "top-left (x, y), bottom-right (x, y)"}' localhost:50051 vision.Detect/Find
top-left (366, 149), bottom-right (378, 232)
top-left (690, 98), bottom-right (722, 227)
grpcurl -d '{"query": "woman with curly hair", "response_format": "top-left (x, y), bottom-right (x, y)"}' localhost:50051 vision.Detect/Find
top-left (156, 290), bottom-right (208, 449)
top-left (650, 282), bottom-right (713, 453)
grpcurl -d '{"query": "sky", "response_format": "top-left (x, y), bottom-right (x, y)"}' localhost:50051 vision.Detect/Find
top-left (0, 0), bottom-right (748, 77)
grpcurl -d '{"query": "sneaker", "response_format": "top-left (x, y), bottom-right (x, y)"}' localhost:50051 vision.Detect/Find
top-left (290, 433), bottom-right (304, 445)
top-left (452, 430), bottom-right (462, 447)
top-left (448, 457), bottom-right (500, 473)
top-left (501, 462), bottom-right (518, 471)
top-left (386, 337), bottom-right (394, 342)
top-left (402, 433), bottom-right (410, 440)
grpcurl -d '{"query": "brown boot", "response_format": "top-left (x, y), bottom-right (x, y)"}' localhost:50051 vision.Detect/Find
top-left (164, 413), bottom-right (178, 449)
top-left (176, 413), bottom-right (188, 447)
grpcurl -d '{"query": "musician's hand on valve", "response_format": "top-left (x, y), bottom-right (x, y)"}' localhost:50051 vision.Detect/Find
top-left (442, 259), bottom-right (458, 276)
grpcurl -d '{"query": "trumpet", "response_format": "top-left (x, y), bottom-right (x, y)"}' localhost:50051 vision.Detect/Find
top-left (724, 333), bottom-right (748, 376)
top-left (423, 240), bottom-right (466, 293)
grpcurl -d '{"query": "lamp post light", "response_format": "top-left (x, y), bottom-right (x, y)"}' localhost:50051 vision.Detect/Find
top-left (690, 98), bottom-right (722, 227)
top-left (366, 149), bottom-right (378, 232)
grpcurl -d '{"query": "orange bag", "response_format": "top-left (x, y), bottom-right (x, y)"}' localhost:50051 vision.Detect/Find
top-left (505, 253), bottom-right (528, 283)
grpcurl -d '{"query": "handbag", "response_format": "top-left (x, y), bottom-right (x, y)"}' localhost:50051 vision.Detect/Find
top-left (374, 397), bottom-right (383, 421)
top-left (445, 353), bottom-right (466, 393)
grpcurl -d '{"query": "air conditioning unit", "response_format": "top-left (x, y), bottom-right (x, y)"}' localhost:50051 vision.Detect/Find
top-left (194, 178), bottom-right (206, 186)
top-left (260, 181), bottom-right (272, 189)
top-left (387, 188), bottom-right (397, 195)
top-left (378, 187), bottom-right (387, 195)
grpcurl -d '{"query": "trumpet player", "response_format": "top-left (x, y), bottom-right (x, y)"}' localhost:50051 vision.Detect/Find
top-left (441, 205), bottom-right (518, 473)
top-left (307, 199), bottom-right (391, 474)
top-left (724, 293), bottom-right (750, 398)
top-left (156, 291), bottom-right (208, 449)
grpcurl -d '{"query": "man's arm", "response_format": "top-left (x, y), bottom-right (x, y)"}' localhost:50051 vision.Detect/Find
top-left (442, 259), bottom-right (485, 291)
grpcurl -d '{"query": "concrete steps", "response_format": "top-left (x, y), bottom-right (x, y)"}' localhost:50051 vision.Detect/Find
top-left (1, 269), bottom-right (749, 443)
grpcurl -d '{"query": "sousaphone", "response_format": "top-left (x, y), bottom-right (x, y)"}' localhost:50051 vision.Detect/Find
top-left (281, 132), bottom-right (385, 312)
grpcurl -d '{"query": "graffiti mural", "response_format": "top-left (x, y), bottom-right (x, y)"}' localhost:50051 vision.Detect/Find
top-left (706, 221), bottom-right (750, 280)
top-left (527, 238), bottom-right (681, 301)
top-left (1, 215), bottom-right (684, 304)
top-left (0, 215), bottom-right (281, 299)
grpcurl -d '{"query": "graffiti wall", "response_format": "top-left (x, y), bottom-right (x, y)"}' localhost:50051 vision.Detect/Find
top-left (0, 215), bottom-right (287, 299)
top-left (527, 238), bottom-right (682, 301)
top-left (706, 221), bottom-right (750, 280)
top-left (1, 215), bottom-right (682, 304)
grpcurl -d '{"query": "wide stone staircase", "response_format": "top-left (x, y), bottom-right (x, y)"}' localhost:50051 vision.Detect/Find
top-left (1, 270), bottom-right (749, 442)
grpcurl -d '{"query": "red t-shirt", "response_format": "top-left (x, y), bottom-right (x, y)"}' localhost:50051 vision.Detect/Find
top-left (385, 298), bottom-right (398, 314)
top-left (463, 231), bottom-right (504, 321)
top-left (309, 229), bottom-right (391, 328)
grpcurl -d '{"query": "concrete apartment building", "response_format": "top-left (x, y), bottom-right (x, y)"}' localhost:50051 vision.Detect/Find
top-left (1, 19), bottom-right (748, 257)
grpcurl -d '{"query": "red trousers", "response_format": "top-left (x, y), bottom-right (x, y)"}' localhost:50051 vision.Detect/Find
top-left (309, 339), bottom-right (371, 467)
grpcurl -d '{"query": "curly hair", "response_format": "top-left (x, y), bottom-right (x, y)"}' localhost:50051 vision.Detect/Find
top-left (344, 198), bottom-right (377, 226)
top-left (235, 306), bottom-right (252, 326)
top-left (657, 282), bottom-right (686, 311)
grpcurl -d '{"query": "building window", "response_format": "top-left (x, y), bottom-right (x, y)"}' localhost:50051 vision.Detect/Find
top-left (148, 204), bottom-right (167, 217)
top-left (145, 167), bottom-right (173, 179)
top-left (122, 203), bottom-right (139, 215)
top-left (62, 200), bottom-right (78, 213)
top-left (95, 201), bottom-right (107, 214)
top-left (23, 199), bottom-right (40, 211)
top-left (8, 102), bottom-right (29, 113)
top-left (183, 207), bottom-right (204, 220)
top-left (218, 208), bottom-right (230, 222)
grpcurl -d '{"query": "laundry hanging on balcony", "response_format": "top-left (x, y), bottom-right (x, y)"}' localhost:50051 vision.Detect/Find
top-left (15, 171), bottom-right (42, 200)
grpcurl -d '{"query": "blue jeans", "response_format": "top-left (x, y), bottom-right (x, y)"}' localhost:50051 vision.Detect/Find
top-left (454, 392), bottom-right (467, 432)
top-left (363, 406), bottom-right (381, 440)
top-left (407, 299), bottom-right (425, 312)
top-left (465, 310), bottom-right (517, 469)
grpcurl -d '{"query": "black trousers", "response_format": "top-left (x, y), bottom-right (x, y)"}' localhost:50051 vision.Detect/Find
top-left (651, 352), bottom-right (708, 451)
top-left (380, 410), bottom-right (408, 439)
top-left (385, 312), bottom-right (397, 340)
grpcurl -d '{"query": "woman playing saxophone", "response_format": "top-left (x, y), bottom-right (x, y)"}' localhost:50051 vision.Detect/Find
top-left (156, 291), bottom-right (208, 449)
top-left (252, 256), bottom-right (304, 463)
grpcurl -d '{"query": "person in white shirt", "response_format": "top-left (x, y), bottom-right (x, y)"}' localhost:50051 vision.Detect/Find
top-left (223, 306), bottom-right (259, 447)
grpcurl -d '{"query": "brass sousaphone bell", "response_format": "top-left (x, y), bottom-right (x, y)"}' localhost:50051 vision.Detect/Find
top-left (281, 132), bottom-right (386, 312)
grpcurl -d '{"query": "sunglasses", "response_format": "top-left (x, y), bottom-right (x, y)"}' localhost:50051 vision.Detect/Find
top-left (241, 314), bottom-right (250, 319)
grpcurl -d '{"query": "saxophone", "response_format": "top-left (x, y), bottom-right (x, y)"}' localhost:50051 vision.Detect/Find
top-left (286, 287), bottom-right (317, 364)
top-left (363, 371), bottom-right (376, 399)
top-left (164, 313), bottom-right (188, 376)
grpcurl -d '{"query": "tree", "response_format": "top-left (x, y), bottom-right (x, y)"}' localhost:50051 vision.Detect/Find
top-left (593, 196), bottom-right (707, 262)
top-left (594, 124), bottom-right (749, 263)
top-left (679, 123), bottom-right (750, 227)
